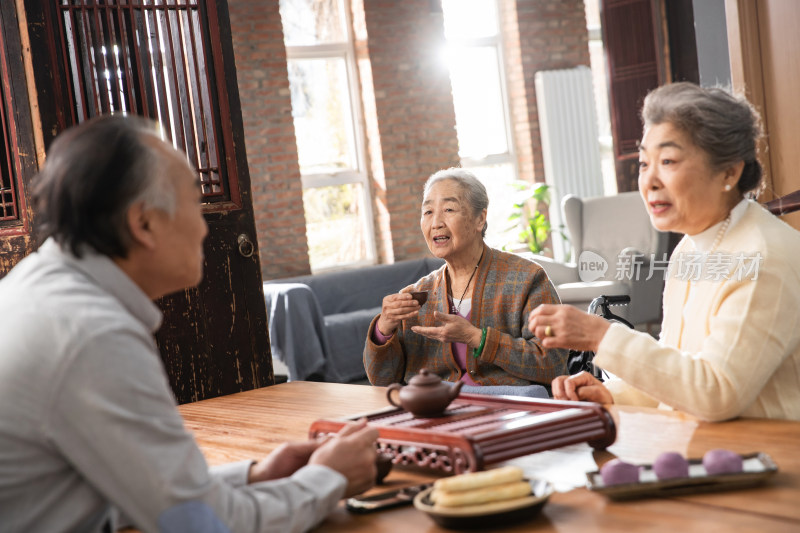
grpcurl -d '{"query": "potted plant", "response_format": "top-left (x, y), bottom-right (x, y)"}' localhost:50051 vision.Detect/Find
top-left (503, 181), bottom-right (568, 258)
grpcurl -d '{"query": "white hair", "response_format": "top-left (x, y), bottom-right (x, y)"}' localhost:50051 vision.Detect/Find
top-left (423, 168), bottom-right (489, 237)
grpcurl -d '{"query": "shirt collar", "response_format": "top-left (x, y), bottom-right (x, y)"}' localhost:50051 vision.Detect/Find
top-left (687, 198), bottom-right (749, 252)
top-left (40, 239), bottom-right (163, 332)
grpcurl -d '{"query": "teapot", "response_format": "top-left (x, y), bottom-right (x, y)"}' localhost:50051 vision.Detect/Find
top-left (386, 368), bottom-right (463, 417)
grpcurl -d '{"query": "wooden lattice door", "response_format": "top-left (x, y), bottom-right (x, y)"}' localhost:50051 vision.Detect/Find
top-left (25, 0), bottom-right (274, 402)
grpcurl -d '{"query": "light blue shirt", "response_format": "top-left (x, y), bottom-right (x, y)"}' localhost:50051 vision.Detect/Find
top-left (0, 239), bottom-right (345, 532)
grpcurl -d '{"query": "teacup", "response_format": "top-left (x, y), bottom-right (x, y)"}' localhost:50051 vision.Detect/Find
top-left (410, 291), bottom-right (428, 306)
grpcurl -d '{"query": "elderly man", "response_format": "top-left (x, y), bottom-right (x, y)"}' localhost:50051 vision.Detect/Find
top-left (0, 115), bottom-right (378, 533)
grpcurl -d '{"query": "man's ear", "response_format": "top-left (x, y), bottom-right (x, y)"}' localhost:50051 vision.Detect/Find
top-left (126, 202), bottom-right (157, 250)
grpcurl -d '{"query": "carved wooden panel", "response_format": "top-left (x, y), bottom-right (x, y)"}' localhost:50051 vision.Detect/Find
top-left (0, 2), bottom-right (37, 277)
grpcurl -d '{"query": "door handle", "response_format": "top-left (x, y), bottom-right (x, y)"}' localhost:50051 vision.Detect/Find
top-left (237, 233), bottom-right (255, 258)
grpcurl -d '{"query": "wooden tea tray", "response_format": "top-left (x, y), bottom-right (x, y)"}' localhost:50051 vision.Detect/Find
top-left (309, 393), bottom-right (616, 474)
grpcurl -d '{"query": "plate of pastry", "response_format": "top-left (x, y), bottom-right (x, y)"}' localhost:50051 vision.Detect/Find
top-left (413, 466), bottom-right (553, 529)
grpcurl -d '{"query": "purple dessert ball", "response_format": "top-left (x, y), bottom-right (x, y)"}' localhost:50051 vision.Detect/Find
top-left (703, 449), bottom-right (743, 475)
top-left (653, 452), bottom-right (689, 480)
top-left (600, 458), bottom-right (640, 486)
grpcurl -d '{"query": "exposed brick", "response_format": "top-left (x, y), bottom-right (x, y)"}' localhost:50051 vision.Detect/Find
top-left (503, 0), bottom-right (590, 183)
top-left (228, 0), bottom-right (311, 280)
top-left (356, 0), bottom-right (461, 262)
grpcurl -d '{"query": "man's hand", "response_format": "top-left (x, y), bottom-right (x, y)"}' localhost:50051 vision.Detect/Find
top-left (248, 440), bottom-right (325, 483)
top-left (411, 311), bottom-right (482, 347)
top-left (309, 419), bottom-right (379, 497)
top-left (551, 371), bottom-right (613, 404)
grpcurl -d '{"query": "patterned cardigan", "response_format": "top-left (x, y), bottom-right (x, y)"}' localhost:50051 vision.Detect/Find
top-left (363, 244), bottom-right (568, 386)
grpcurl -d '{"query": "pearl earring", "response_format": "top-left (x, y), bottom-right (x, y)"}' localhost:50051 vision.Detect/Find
top-left (724, 184), bottom-right (732, 192)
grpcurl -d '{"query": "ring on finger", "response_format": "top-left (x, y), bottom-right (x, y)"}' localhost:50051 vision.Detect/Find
top-left (544, 325), bottom-right (553, 337)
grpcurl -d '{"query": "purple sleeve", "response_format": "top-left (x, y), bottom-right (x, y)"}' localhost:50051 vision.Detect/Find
top-left (372, 321), bottom-right (392, 345)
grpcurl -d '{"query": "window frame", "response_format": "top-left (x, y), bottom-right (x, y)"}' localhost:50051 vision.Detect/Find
top-left (443, 1), bottom-right (518, 180)
top-left (283, 0), bottom-right (376, 272)
top-left (442, 0), bottom-right (519, 250)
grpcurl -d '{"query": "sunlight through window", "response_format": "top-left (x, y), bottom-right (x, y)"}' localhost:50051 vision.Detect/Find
top-left (441, 0), bottom-right (517, 249)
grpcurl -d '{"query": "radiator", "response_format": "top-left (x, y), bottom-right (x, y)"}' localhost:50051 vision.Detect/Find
top-left (535, 65), bottom-right (604, 261)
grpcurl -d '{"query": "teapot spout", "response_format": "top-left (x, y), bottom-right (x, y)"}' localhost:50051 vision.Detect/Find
top-left (450, 380), bottom-right (464, 399)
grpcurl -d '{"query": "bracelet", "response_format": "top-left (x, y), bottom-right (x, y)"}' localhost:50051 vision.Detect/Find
top-left (472, 327), bottom-right (487, 358)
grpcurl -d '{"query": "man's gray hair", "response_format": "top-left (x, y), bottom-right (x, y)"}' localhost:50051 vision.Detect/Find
top-left (423, 167), bottom-right (489, 237)
top-left (33, 114), bottom-right (178, 258)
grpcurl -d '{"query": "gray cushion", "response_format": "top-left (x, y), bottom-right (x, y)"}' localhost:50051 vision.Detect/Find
top-left (324, 307), bottom-right (381, 383)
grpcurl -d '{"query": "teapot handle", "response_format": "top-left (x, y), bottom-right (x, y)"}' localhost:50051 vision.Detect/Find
top-left (386, 383), bottom-right (403, 409)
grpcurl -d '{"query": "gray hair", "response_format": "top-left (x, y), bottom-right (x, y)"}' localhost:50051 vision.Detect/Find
top-left (423, 167), bottom-right (488, 238)
top-left (33, 114), bottom-right (177, 258)
top-left (641, 82), bottom-right (764, 195)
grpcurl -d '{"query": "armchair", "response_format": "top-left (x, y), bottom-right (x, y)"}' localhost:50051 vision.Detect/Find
top-left (525, 191), bottom-right (670, 325)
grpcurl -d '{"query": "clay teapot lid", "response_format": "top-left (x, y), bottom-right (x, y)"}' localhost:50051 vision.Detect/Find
top-left (408, 368), bottom-right (443, 387)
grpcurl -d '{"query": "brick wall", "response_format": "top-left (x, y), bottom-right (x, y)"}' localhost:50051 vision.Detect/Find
top-left (500, 0), bottom-right (534, 184)
top-left (360, 0), bottom-right (461, 261)
top-left (505, 0), bottom-right (591, 182)
top-left (228, 0), bottom-right (312, 280)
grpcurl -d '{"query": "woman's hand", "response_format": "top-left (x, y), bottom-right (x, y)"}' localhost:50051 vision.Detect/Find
top-left (376, 292), bottom-right (420, 336)
top-left (527, 304), bottom-right (611, 352)
top-left (552, 371), bottom-right (613, 404)
top-left (411, 311), bottom-right (483, 347)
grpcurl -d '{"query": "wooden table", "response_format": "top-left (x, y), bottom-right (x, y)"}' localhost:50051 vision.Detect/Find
top-left (179, 382), bottom-right (800, 532)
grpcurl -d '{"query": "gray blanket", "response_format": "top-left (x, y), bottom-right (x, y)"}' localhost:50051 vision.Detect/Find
top-left (263, 283), bottom-right (334, 381)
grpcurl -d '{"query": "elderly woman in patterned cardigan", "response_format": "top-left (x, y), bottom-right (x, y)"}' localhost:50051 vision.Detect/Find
top-left (364, 168), bottom-right (568, 389)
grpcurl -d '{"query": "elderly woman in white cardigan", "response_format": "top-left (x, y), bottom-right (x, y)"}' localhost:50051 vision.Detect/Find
top-left (528, 82), bottom-right (800, 422)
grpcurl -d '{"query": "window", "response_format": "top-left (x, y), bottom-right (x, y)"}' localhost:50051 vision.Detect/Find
top-left (280, 0), bottom-right (375, 271)
top-left (51, 0), bottom-right (239, 207)
top-left (441, 0), bottom-right (517, 249)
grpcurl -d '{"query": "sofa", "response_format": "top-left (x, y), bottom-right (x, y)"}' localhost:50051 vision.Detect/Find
top-left (263, 257), bottom-right (445, 383)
